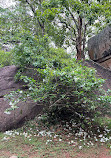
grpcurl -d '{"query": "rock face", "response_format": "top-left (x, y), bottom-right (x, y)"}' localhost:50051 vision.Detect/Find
top-left (85, 60), bottom-right (111, 91)
top-left (0, 65), bottom-right (21, 96)
top-left (88, 24), bottom-right (111, 69)
top-left (0, 65), bottom-right (43, 132)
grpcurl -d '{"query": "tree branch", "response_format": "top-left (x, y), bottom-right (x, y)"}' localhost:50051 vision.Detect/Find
top-left (82, 23), bottom-right (87, 59)
top-left (25, 0), bottom-right (44, 30)
top-left (60, 21), bottom-right (76, 37)
top-left (68, 8), bottom-right (79, 31)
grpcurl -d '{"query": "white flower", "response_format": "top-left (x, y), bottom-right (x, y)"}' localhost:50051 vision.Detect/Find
top-left (38, 130), bottom-right (46, 136)
top-left (4, 130), bottom-right (13, 136)
top-left (14, 131), bottom-right (19, 135)
top-left (71, 140), bottom-right (74, 144)
top-left (95, 138), bottom-right (98, 141)
top-left (4, 111), bottom-right (11, 115)
top-left (46, 139), bottom-right (52, 144)
top-left (74, 77), bottom-right (79, 82)
top-left (89, 141), bottom-right (94, 146)
top-left (105, 128), bottom-right (110, 132)
top-left (11, 105), bottom-right (19, 110)
top-left (54, 134), bottom-right (58, 138)
top-left (94, 136), bottom-right (98, 141)
top-left (2, 136), bottom-right (6, 140)
top-left (47, 131), bottom-right (53, 136)
top-left (19, 90), bottom-right (23, 93)
top-left (79, 146), bottom-right (82, 149)
top-left (22, 132), bottom-right (28, 137)
top-left (100, 137), bottom-right (109, 142)
top-left (99, 134), bottom-right (103, 138)
top-left (38, 116), bottom-right (42, 120)
top-left (66, 124), bottom-right (69, 127)
top-left (69, 127), bottom-right (72, 130)
top-left (9, 102), bottom-right (13, 105)
top-left (105, 137), bottom-right (109, 141)
top-left (100, 138), bottom-right (105, 143)
top-left (59, 138), bottom-right (62, 141)
top-left (97, 129), bottom-right (100, 132)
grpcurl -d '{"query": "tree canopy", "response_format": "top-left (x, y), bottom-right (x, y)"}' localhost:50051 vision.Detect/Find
top-left (0, 0), bottom-right (111, 59)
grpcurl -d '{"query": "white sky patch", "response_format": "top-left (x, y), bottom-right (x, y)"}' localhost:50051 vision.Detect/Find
top-left (0, 0), bottom-right (15, 8)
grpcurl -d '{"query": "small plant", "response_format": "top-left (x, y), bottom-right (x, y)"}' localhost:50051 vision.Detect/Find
top-left (0, 49), bottom-right (13, 67)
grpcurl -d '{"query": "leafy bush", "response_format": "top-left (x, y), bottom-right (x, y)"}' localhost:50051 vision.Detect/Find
top-left (13, 34), bottom-right (49, 68)
top-left (6, 58), bottom-right (111, 133)
top-left (13, 34), bottom-right (70, 69)
top-left (0, 50), bottom-right (13, 67)
top-left (36, 61), bottom-right (111, 131)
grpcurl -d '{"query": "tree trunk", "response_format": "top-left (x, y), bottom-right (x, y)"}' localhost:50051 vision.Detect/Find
top-left (76, 16), bottom-right (83, 60)
top-left (82, 23), bottom-right (87, 60)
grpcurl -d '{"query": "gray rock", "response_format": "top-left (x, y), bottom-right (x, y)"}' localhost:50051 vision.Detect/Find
top-left (0, 65), bottom-right (44, 132)
top-left (0, 65), bottom-right (21, 96)
top-left (88, 24), bottom-right (111, 69)
top-left (85, 60), bottom-right (111, 91)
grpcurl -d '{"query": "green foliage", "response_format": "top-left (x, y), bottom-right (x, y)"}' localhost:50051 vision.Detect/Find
top-left (1, 0), bottom-right (111, 133)
top-left (13, 34), bottom-right (49, 68)
top-left (34, 61), bottom-right (111, 130)
top-left (13, 34), bottom-right (71, 69)
top-left (1, 0), bottom-right (110, 59)
top-left (45, 0), bottom-right (111, 58)
top-left (0, 50), bottom-right (13, 67)
top-left (0, 6), bottom-right (32, 45)
top-left (6, 55), bottom-right (111, 132)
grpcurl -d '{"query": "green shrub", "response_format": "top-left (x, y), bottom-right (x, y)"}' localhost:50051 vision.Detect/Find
top-left (13, 34), bottom-right (71, 69)
top-left (35, 61), bottom-right (111, 132)
top-left (0, 50), bottom-right (13, 67)
top-left (6, 58), bottom-right (111, 133)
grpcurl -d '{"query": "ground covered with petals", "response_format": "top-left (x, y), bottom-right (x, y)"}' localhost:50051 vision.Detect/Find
top-left (0, 117), bottom-right (111, 158)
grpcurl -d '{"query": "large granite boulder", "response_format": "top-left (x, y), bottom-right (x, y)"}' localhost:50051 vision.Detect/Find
top-left (88, 24), bottom-right (111, 69)
top-left (0, 65), bottom-right (43, 132)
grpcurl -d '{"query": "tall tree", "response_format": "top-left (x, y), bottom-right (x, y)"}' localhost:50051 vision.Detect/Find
top-left (46, 0), bottom-right (111, 60)
top-left (14, 0), bottom-right (58, 36)
top-left (0, 0), bottom-right (58, 47)
top-left (0, 6), bottom-right (34, 46)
